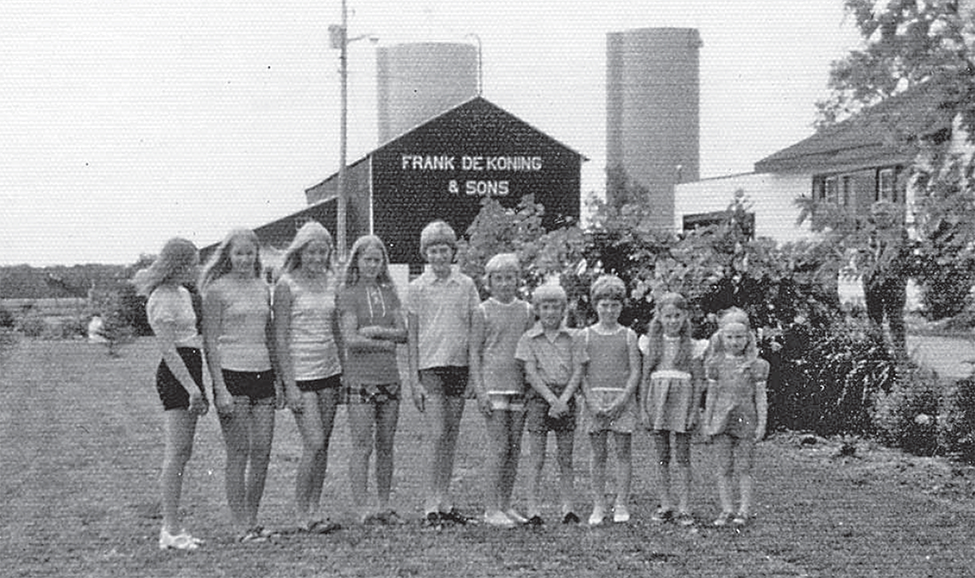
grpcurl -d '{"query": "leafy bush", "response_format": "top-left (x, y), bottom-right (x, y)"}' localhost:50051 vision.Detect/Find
top-left (18, 314), bottom-right (47, 338)
top-left (0, 307), bottom-right (15, 329)
top-left (871, 365), bottom-right (942, 456)
top-left (938, 376), bottom-right (975, 463)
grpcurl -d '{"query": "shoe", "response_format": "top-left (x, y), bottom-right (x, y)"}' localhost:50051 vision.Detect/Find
top-left (505, 509), bottom-right (529, 525)
top-left (561, 512), bottom-right (580, 525)
top-left (528, 515), bottom-right (545, 526)
top-left (484, 510), bottom-right (517, 527)
top-left (305, 519), bottom-right (342, 534)
top-left (588, 505), bottom-right (606, 526)
top-left (424, 511), bottom-right (443, 529)
top-left (651, 508), bottom-right (674, 524)
top-left (676, 512), bottom-right (695, 527)
top-left (712, 511), bottom-right (734, 527)
top-left (613, 504), bottom-right (631, 523)
top-left (238, 526), bottom-right (276, 543)
top-left (439, 508), bottom-right (470, 525)
top-left (380, 510), bottom-right (405, 525)
top-left (159, 528), bottom-right (201, 551)
top-left (732, 513), bottom-right (749, 527)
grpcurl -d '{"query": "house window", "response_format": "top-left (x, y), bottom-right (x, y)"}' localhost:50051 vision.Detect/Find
top-left (824, 176), bottom-right (839, 204)
top-left (878, 168), bottom-right (897, 202)
top-left (842, 176), bottom-right (853, 207)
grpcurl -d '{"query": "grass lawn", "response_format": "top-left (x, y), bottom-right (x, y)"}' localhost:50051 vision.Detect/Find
top-left (3, 337), bottom-right (975, 577)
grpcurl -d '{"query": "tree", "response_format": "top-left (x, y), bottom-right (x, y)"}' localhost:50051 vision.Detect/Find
top-left (811, 0), bottom-right (975, 322)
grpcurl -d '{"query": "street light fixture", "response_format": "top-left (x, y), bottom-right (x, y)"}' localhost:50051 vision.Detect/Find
top-left (330, 0), bottom-right (377, 262)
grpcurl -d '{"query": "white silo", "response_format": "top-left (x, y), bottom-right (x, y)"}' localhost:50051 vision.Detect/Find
top-left (376, 42), bottom-right (479, 144)
top-left (606, 28), bottom-right (702, 230)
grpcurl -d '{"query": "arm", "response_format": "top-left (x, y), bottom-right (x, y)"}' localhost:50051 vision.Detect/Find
top-left (201, 286), bottom-right (232, 415)
top-left (609, 330), bottom-right (642, 419)
top-left (524, 356), bottom-right (565, 414)
top-left (263, 284), bottom-right (285, 410)
top-left (340, 310), bottom-right (396, 353)
top-left (272, 280), bottom-right (303, 413)
top-left (754, 360), bottom-right (769, 440)
top-left (407, 310), bottom-right (425, 412)
top-left (153, 322), bottom-right (208, 416)
top-left (468, 305), bottom-right (491, 416)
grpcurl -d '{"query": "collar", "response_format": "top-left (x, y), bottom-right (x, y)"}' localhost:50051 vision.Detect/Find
top-left (525, 321), bottom-right (572, 338)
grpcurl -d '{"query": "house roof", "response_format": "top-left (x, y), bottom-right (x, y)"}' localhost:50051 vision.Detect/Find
top-left (754, 79), bottom-right (957, 174)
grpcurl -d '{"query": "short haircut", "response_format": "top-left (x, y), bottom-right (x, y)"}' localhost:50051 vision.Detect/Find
top-left (532, 282), bottom-right (567, 306)
top-left (419, 220), bottom-right (457, 254)
top-left (590, 274), bottom-right (626, 303)
top-left (484, 253), bottom-right (520, 276)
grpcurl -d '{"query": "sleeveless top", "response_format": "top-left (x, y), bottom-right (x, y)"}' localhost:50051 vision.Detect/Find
top-left (336, 282), bottom-right (402, 385)
top-left (584, 325), bottom-right (636, 392)
top-left (479, 298), bottom-right (533, 395)
top-left (280, 273), bottom-right (342, 381)
top-left (206, 276), bottom-right (272, 372)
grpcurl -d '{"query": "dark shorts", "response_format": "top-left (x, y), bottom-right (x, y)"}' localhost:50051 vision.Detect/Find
top-left (419, 367), bottom-right (469, 398)
top-left (296, 374), bottom-right (342, 393)
top-left (525, 395), bottom-right (577, 434)
top-left (346, 382), bottom-right (401, 405)
top-left (222, 369), bottom-right (276, 402)
top-left (156, 347), bottom-right (207, 411)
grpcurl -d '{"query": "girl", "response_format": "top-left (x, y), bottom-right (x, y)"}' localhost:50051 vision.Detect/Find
top-left (703, 307), bottom-right (769, 527)
top-left (200, 229), bottom-right (281, 543)
top-left (273, 221), bottom-right (344, 534)
top-left (580, 275), bottom-right (641, 526)
top-left (640, 292), bottom-right (704, 526)
top-left (470, 253), bottom-right (534, 527)
top-left (337, 235), bottom-right (408, 525)
top-left (134, 237), bottom-right (207, 551)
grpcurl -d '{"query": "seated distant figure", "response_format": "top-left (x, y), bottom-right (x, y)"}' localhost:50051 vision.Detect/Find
top-left (862, 200), bottom-right (909, 360)
top-left (88, 315), bottom-right (109, 344)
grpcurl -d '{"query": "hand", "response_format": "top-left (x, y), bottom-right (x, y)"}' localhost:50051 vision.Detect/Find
top-left (359, 326), bottom-right (383, 339)
top-left (549, 398), bottom-right (568, 418)
top-left (411, 382), bottom-right (427, 413)
top-left (188, 391), bottom-right (209, 417)
top-left (286, 386), bottom-right (304, 414)
top-left (274, 388), bottom-right (287, 411)
top-left (476, 394), bottom-right (492, 417)
top-left (214, 389), bottom-right (234, 416)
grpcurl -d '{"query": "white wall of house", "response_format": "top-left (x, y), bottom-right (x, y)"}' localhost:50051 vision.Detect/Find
top-left (674, 172), bottom-right (814, 243)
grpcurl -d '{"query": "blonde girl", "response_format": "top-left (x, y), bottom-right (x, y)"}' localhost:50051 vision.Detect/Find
top-left (134, 237), bottom-right (207, 551)
top-left (470, 253), bottom-right (534, 527)
top-left (338, 235), bottom-right (408, 525)
top-left (703, 307), bottom-right (769, 527)
top-left (273, 221), bottom-right (344, 533)
top-left (200, 228), bottom-right (280, 542)
top-left (640, 292), bottom-right (704, 526)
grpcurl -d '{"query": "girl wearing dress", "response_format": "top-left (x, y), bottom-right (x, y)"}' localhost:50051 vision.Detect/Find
top-left (200, 228), bottom-right (280, 542)
top-left (703, 307), bottom-right (769, 527)
top-left (640, 292), bottom-right (704, 526)
top-left (273, 221), bottom-right (344, 534)
top-left (134, 237), bottom-right (207, 551)
top-left (337, 235), bottom-right (408, 525)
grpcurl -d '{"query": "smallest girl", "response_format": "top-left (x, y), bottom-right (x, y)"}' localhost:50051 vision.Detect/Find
top-left (702, 307), bottom-right (769, 528)
top-left (640, 292), bottom-right (704, 527)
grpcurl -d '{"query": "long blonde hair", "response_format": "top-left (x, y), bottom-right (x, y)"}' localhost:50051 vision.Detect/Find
top-left (279, 221), bottom-right (334, 277)
top-left (132, 237), bottom-right (199, 297)
top-left (645, 292), bottom-right (694, 371)
top-left (199, 228), bottom-right (262, 290)
top-left (343, 235), bottom-right (393, 287)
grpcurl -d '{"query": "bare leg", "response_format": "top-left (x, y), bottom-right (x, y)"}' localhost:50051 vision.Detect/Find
top-left (673, 432), bottom-right (693, 515)
top-left (713, 434), bottom-right (736, 516)
top-left (589, 431), bottom-right (609, 518)
top-left (374, 399), bottom-right (400, 512)
top-left (500, 410), bottom-right (525, 512)
top-left (219, 397), bottom-right (251, 534)
top-left (161, 409), bottom-right (198, 535)
top-left (613, 432), bottom-right (633, 512)
top-left (652, 430), bottom-right (673, 512)
top-left (483, 409), bottom-right (508, 515)
top-left (348, 401), bottom-right (376, 519)
top-left (554, 428), bottom-right (575, 516)
top-left (527, 430), bottom-right (547, 518)
top-left (245, 399), bottom-right (275, 528)
top-left (424, 395), bottom-right (466, 514)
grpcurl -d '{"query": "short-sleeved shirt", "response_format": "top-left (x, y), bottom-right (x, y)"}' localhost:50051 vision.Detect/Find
top-left (205, 276), bottom-right (272, 372)
top-left (336, 282), bottom-right (402, 385)
top-left (146, 285), bottom-right (202, 349)
top-left (704, 355), bottom-right (770, 438)
top-left (515, 322), bottom-right (579, 398)
top-left (279, 273), bottom-right (342, 382)
top-left (478, 297), bottom-right (533, 395)
top-left (407, 269), bottom-right (479, 370)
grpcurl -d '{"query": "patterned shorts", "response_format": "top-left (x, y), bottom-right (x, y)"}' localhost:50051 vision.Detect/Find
top-left (346, 382), bottom-right (401, 405)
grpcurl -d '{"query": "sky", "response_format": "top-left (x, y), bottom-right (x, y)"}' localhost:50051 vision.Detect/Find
top-left (0, 0), bottom-right (863, 266)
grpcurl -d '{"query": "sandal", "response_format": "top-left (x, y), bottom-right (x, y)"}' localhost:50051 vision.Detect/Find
top-left (712, 511), bottom-right (734, 527)
top-left (732, 513), bottom-right (749, 527)
top-left (651, 508), bottom-right (674, 523)
top-left (159, 528), bottom-right (202, 551)
top-left (676, 512), bottom-right (696, 527)
top-left (238, 528), bottom-right (269, 544)
top-left (305, 519), bottom-right (342, 534)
